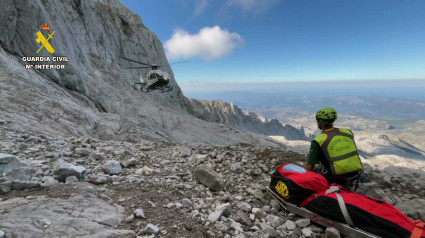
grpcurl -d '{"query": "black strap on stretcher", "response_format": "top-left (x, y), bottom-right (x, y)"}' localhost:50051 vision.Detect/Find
top-left (266, 187), bottom-right (381, 238)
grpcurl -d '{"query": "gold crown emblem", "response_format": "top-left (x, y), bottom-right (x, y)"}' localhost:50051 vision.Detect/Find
top-left (41, 24), bottom-right (51, 30)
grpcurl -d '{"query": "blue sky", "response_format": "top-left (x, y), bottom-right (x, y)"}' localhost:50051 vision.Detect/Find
top-left (121, 0), bottom-right (425, 92)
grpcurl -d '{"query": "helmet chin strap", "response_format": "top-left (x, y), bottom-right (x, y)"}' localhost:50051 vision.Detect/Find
top-left (317, 120), bottom-right (333, 131)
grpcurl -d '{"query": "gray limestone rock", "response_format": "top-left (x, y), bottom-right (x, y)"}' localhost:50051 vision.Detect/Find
top-left (0, 182), bottom-right (11, 194)
top-left (285, 220), bottom-right (296, 230)
top-left (270, 199), bottom-right (280, 211)
top-left (253, 189), bottom-right (265, 200)
top-left (0, 154), bottom-right (30, 174)
top-left (263, 225), bottom-right (278, 238)
top-left (4, 166), bottom-right (34, 182)
top-left (235, 210), bottom-right (251, 226)
top-left (89, 174), bottom-right (110, 184)
top-left (177, 146), bottom-right (193, 157)
top-left (174, 202), bottom-right (184, 210)
top-left (216, 203), bottom-right (232, 217)
top-left (250, 168), bottom-right (263, 176)
top-left (80, 230), bottom-right (136, 238)
top-left (208, 210), bottom-right (223, 223)
top-left (92, 153), bottom-right (105, 161)
top-left (396, 198), bottom-right (425, 220)
top-left (145, 224), bottom-right (160, 234)
top-left (124, 214), bottom-right (135, 223)
top-left (75, 147), bottom-right (91, 156)
top-left (103, 160), bottom-right (122, 175)
top-left (325, 227), bottom-right (341, 238)
top-left (121, 158), bottom-right (137, 168)
top-left (0, 193), bottom-right (128, 237)
top-left (11, 180), bottom-right (41, 190)
top-left (40, 176), bottom-right (57, 187)
top-left (66, 176), bottom-right (79, 184)
top-left (230, 162), bottom-right (242, 172)
top-left (53, 159), bottom-right (86, 182)
top-left (302, 228), bottom-right (313, 237)
top-left (237, 202), bottom-right (252, 212)
top-left (133, 208), bottom-right (145, 218)
top-left (295, 218), bottom-right (310, 228)
top-left (364, 187), bottom-right (396, 204)
top-left (182, 198), bottom-right (193, 207)
top-left (268, 215), bottom-right (284, 229)
top-left (194, 165), bottom-right (224, 192)
top-left (252, 208), bottom-right (267, 220)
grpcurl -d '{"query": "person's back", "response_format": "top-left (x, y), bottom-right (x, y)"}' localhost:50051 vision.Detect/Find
top-left (304, 107), bottom-right (363, 189)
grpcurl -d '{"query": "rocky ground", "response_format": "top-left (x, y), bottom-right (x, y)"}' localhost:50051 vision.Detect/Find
top-left (1, 125), bottom-right (425, 238)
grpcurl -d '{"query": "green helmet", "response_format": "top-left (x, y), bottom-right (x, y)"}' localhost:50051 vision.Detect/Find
top-left (316, 107), bottom-right (337, 123)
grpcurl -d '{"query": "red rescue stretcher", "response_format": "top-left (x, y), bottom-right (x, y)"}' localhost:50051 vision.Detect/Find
top-left (266, 186), bottom-right (381, 238)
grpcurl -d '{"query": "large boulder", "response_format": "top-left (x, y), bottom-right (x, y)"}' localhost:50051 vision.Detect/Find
top-left (53, 159), bottom-right (86, 182)
top-left (0, 188), bottom-right (133, 237)
top-left (0, 154), bottom-right (39, 192)
top-left (194, 165), bottom-right (224, 192)
top-left (0, 154), bottom-right (30, 175)
top-left (4, 166), bottom-right (34, 182)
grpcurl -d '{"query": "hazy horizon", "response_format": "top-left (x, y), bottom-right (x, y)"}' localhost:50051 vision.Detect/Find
top-left (183, 79), bottom-right (425, 101)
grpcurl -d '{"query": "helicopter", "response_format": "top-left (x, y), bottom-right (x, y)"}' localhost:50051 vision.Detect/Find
top-left (121, 56), bottom-right (185, 93)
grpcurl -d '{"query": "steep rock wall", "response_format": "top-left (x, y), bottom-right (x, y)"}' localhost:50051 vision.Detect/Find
top-left (1, 0), bottom-right (185, 110)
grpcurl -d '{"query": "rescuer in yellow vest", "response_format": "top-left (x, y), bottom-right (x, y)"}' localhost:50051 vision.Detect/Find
top-left (304, 107), bottom-right (363, 189)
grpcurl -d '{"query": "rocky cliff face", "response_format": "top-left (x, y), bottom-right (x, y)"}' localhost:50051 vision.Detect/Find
top-left (186, 99), bottom-right (309, 140)
top-left (0, 0), bottom-right (175, 138)
top-left (0, 0), bottom-right (296, 147)
top-left (2, 0), bottom-right (185, 105)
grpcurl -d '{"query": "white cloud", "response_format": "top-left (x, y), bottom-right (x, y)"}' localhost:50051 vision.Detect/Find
top-left (193, 0), bottom-right (209, 16)
top-left (164, 26), bottom-right (244, 61)
top-left (227, 0), bottom-right (280, 14)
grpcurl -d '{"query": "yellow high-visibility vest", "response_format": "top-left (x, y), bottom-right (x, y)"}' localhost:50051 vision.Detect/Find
top-left (313, 128), bottom-right (363, 176)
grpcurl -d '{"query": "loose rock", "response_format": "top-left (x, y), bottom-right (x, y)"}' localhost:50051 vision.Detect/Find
top-left (145, 223), bottom-right (160, 234)
top-left (133, 209), bottom-right (145, 219)
top-left (285, 220), bottom-right (296, 230)
top-left (295, 218), bottom-right (310, 228)
top-left (194, 165), bottom-right (225, 192)
top-left (0, 154), bottom-right (30, 174)
top-left (236, 201), bottom-right (252, 212)
top-left (53, 159), bottom-right (86, 183)
top-left (302, 228), bottom-right (313, 237)
top-left (103, 160), bottom-right (122, 175)
top-left (325, 227), bottom-right (341, 238)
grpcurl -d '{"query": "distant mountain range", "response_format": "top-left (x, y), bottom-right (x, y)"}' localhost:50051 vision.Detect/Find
top-left (185, 98), bottom-right (309, 140)
top-left (186, 91), bottom-right (425, 120)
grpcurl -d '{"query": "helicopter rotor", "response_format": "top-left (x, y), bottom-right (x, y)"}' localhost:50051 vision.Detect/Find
top-left (170, 60), bottom-right (190, 65)
top-left (120, 56), bottom-right (157, 67)
top-left (121, 56), bottom-right (189, 69)
top-left (124, 66), bottom-right (153, 69)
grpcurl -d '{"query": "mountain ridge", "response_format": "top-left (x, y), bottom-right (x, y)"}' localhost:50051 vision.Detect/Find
top-left (187, 91), bottom-right (425, 120)
top-left (186, 98), bottom-right (309, 141)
